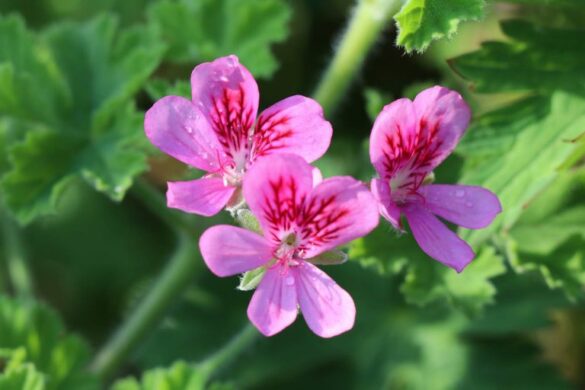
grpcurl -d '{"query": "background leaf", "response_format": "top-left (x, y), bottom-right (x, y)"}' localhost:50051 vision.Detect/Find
top-left (148, 0), bottom-right (291, 78)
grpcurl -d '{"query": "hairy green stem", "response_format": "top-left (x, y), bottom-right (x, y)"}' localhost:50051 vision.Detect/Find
top-left (198, 323), bottom-right (258, 381)
top-left (90, 233), bottom-right (200, 379)
top-left (2, 217), bottom-right (33, 299)
top-left (312, 0), bottom-right (401, 115)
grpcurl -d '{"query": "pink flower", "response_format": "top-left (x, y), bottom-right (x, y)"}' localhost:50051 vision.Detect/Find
top-left (144, 55), bottom-right (332, 216)
top-left (199, 154), bottom-right (379, 337)
top-left (369, 86), bottom-right (502, 272)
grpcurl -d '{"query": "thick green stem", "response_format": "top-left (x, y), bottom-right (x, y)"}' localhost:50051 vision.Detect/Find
top-left (90, 233), bottom-right (200, 379)
top-left (2, 217), bottom-right (33, 300)
top-left (198, 323), bottom-right (258, 381)
top-left (312, 0), bottom-right (401, 115)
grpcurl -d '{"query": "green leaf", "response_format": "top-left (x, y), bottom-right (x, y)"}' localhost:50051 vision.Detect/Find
top-left (0, 15), bottom-right (164, 224)
top-left (511, 206), bottom-right (585, 256)
top-left (401, 247), bottom-right (506, 317)
top-left (0, 349), bottom-right (45, 390)
top-left (348, 225), bottom-right (410, 275)
top-left (460, 92), bottom-right (585, 246)
top-left (148, 0), bottom-right (291, 78)
top-left (0, 15), bottom-right (68, 125)
top-left (0, 296), bottom-right (98, 390)
top-left (456, 95), bottom-right (551, 158)
top-left (394, 0), bottom-right (485, 53)
top-left (450, 20), bottom-right (585, 96)
top-left (111, 361), bottom-right (206, 390)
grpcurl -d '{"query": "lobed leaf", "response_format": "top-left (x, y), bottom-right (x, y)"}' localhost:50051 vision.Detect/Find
top-left (0, 296), bottom-right (98, 390)
top-left (148, 0), bottom-right (291, 78)
top-left (450, 20), bottom-right (585, 97)
top-left (0, 14), bottom-right (164, 224)
top-left (111, 361), bottom-right (205, 390)
top-left (394, 0), bottom-right (485, 53)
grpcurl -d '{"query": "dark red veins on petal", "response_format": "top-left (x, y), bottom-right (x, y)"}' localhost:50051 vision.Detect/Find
top-left (382, 117), bottom-right (443, 192)
top-left (252, 111), bottom-right (293, 159)
top-left (261, 174), bottom-right (303, 242)
top-left (209, 86), bottom-right (256, 158)
top-left (297, 194), bottom-right (350, 252)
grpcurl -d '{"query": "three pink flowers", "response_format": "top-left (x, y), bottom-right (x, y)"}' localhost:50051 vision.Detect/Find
top-left (145, 55), bottom-right (502, 338)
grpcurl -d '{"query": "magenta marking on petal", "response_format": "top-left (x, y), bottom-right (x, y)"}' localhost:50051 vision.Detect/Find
top-left (260, 174), bottom-right (304, 241)
top-left (297, 194), bottom-right (350, 250)
top-left (210, 85), bottom-right (255, 160)
top-left (253, 111), bottom-right (293, 157)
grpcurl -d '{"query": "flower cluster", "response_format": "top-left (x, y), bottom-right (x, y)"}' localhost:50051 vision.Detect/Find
top-left (145, 55), bottom-right (501, 338)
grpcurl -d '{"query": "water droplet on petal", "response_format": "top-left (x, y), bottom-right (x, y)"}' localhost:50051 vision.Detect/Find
top-left (285, 276), bottom-right (295, 286)
top-left (219, 75), bottom-right (229, 83)
top-left (454, 189), bottom-right (465, 198)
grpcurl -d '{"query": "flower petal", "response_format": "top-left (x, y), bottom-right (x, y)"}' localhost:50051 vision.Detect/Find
top-left (199, 225), bottom-right (273, 277)
top-left (312, 167), bottom-right (323, 187)
top-left (298, 177), bottom-right (379, 258)
top-left (412, 86), bottom-right (471, 171)
top-left (144, 96), bottom-right (227, 172)
top-left (247, 266), bottom-right (298, 336)
top-left (403, 203), bottom-right (475, 272)
top-left (251, 95), bottom-right (332, 163)
top-left (243, 154), bottom-right (314, 243)
top-left (369, 98), bottom-right (418, 180)
top-left (166, 177), bottom-right (235, 216)
top-left (293, 262), bottom-right (355, 338)
top-left (191, 55), bottom-right (259, 161)
top-left (371, 178), bottom-right (402, 230)
top-left (418, 184), bottom-right (502, 229)
top-left (369, 87), bottom-right (471, 196)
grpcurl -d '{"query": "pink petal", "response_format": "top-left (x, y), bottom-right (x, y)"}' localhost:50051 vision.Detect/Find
top-left (251, 95), bottom-right (332, 163)
top-left (369, 98), bottom-right (418, 181)
top-left (247, 266), bottom-right (298, 336)
top-left (371, 178), bottom-right (402, 230)
top-left (199, 225), bottom-right (273, 277)
top-left (368, 87), bottom-right (471, 195)
top-left (298, 177), bottom-right (379, 258)
top-left (144, 96), bottom-right (227, 172)
top-left (403, 203), bottom-right (475, 272)
top-left (312, 167), bottom-right (323, 187)
top-left (191, 55), bottom-right (259, 160)
top-left (293, 262), bottom-right (355, 338)
top-left (166, 177), bottom-right (235, 217)
top-left (412, 86), bottom-right (471, 171)
top-left (243, 154), bottom-right (314, 243)
top-left (418, 184), bottom-right (502, 229)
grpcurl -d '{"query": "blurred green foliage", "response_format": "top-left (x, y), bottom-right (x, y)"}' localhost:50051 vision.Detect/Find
top-left (0, 0), bottom-right (584, 389)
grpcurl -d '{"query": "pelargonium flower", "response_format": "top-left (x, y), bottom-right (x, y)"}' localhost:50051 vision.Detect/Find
top-left (369, 86), bottom-right (502, 272)
top-left (144, 55), bottom-right (332, 216)
top-left (199, 154), bottom-right (379, 337)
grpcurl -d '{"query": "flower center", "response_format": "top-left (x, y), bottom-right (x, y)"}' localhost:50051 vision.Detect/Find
top-left (274, 232), bottom-right (302, 268)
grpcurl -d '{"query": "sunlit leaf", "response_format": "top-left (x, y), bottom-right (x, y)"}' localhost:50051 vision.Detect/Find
top-left (395, 0), bottom-right (485, 53)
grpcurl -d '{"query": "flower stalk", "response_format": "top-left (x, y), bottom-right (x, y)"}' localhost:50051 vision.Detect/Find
top-left (90, 233), bottom-right (200, 379)
top-left (312, 0), bottom-right (401, 115)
